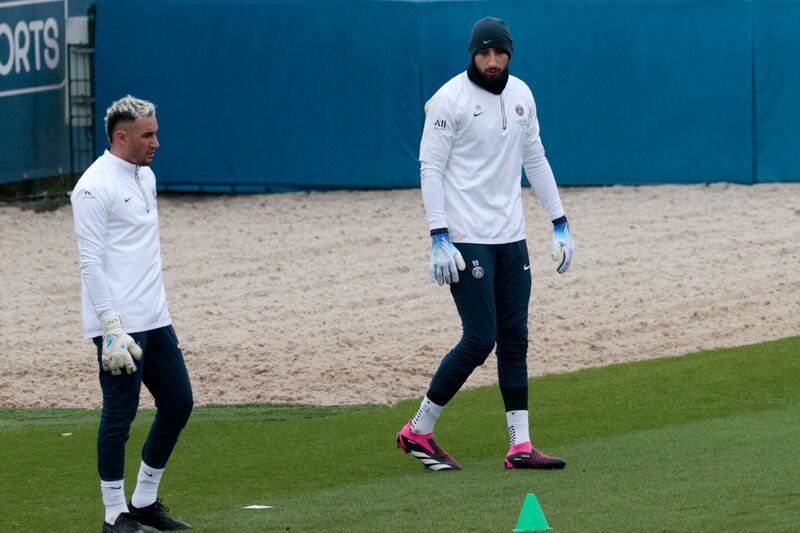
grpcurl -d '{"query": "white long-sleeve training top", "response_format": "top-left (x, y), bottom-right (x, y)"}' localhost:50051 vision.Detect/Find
top-left (419, 71), bottom-right (565, 244)
top-left (70, 150), bottom-right (171, 338)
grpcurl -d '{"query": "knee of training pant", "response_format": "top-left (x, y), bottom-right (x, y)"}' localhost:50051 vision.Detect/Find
top-left (182, 397), bottom-right (195, 420)
top-left (166, 396), bottom-right (194, 428)
top-left (101, 404), bottom-right (138, 425)
top-left (496, 340), bottom-right (528, 360)
top-left (456, 336), bottom-right (496, 367)
top-left (98, 408), bottom-right (137, 445)
top-left (497, 326), bottom-right (528, 354)
top-left (153, 387), bottom-right (193, 422)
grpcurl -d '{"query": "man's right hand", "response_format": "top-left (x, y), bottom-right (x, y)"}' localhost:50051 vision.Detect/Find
top-left (429, 231), bottom-right (466, 285)
top-left (101, 313), bottom-right (142, 375)
top-left (551, 216), bottom-right (574, 274)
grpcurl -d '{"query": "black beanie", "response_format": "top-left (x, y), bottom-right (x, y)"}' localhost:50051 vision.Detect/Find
top-left (468, 17), bottom-right (513, 57)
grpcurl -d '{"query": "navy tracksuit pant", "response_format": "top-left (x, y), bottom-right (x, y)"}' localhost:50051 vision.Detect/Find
top-left (427, 240), bottom-right (532, 412)
top-left (93, 325), bottom-right (193, 481)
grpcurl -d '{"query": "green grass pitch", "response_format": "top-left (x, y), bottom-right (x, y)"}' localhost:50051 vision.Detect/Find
top-left (1, 337), bottom-right (798, 532)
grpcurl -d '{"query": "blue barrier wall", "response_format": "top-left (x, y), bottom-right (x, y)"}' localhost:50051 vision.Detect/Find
top-left (94, 0), bottom-right (424, 190)
top-left (7, 1), bottom-right (797, 187)
top-left (754, 0), bottom-right (800, 182)
top-left (419, 1), bottom-right (755, 185)
top-left (0, 0), bottom-right (94, 184)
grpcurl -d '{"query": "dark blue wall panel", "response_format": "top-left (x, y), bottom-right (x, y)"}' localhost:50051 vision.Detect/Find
top-left (754, 0), bottom-right (800, 182)
top-left (523, 1), bottom-right (753, 184)
top-left (95, 0), bottom-right (423, 190)
top-left (420, 1), bottom-right (754, 185)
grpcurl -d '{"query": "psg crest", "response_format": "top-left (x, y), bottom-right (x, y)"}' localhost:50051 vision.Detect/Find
top-left (516, 105), bottom-right (524, 116)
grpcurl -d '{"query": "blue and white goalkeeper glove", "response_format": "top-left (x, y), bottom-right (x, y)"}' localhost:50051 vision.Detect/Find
top-left (550, 216), bottom-right (574, 274)
top-left (101, 313), bottom-right (142, 376)
top-left (429, 230), bottom-right (466, 285)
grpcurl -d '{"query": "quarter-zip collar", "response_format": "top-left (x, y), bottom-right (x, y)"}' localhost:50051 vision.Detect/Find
top-left (103, 150), bottom-right (151, 212)
top-left (103, 149), bottom-right (140, 175)
top-left (466, 66), bottom-right (509, 130)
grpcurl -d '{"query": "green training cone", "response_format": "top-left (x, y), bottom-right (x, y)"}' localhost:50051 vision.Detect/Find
top-left (513, 493), bottom-right (550, 531)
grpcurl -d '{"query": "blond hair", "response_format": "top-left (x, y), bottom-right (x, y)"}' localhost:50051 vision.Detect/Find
top-left (104, 95), bottom-right (156, 143)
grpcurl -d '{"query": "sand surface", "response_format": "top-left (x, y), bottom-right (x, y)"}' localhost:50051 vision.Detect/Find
top-left (1, 183), bottom-right (798, 409)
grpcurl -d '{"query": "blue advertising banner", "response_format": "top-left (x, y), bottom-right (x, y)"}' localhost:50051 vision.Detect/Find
top-left (0, 0), bottom-right (66, 97)
top-left (0, 0), bottom-right (68, 183)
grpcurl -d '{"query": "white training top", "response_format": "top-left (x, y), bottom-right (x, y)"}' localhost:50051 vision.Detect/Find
top-left (419, 71), bottom-right (565, 244)
top-left (70, 150), bottom-right (171, 338)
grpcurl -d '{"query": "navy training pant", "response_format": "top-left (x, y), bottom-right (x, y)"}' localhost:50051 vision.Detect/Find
top-left (93, 325), bottom-right (193, 481)
top-left (427, 240), bottom-right (532, 412)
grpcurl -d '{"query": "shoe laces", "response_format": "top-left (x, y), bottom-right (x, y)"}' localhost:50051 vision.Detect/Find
top-left (152, 498), bottom-right (170, 513)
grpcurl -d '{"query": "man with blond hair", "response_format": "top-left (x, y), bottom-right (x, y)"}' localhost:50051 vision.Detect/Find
top-left (71, 95), bottom-right (193, 532)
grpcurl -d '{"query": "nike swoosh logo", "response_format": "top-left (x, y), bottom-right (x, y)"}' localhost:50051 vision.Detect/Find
top-left (110, 486), bottom-right (122, 490)
top-left (483, 40), bottom-right (492, 44)
top-left (124, 197), bottom-right (132, 202)
top-left (473, 111), bottom-right (484, 117)
top-left (143, 471), bottom-right (153, 477)
top-left (523, 265), bottom-right (531, 270)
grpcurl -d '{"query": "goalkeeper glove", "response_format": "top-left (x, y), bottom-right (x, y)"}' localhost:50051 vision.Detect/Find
top-left (551, 216), bottom-right (574, 274)
top-left (101, 313), bottom-right (142, 376)
top-left (429, 230), bottom-right (466, 285)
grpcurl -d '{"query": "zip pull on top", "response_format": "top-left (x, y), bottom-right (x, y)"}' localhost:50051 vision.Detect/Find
top-left (134, 166), bottom-right (151, 213)
top-left (500, 93), bottom-right (507, 130)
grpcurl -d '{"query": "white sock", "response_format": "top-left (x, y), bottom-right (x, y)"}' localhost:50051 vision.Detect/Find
top-left (101, 479), bottom-right (128, 525)
top-left (409, 396), bottom-right (444, 434)
top-left (506, 410), bottom-right (531, 447)
top-left (131, 461), bottom-right (165, 509)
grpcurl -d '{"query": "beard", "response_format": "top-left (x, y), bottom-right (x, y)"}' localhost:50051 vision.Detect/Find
top-left (467, 60), bottom-right (510, 95)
